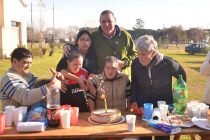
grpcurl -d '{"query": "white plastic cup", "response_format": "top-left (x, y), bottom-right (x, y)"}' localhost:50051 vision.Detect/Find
top-left (126, 115), bottom-right (136, 132)
top-left (5, 106), bottom-right (15, 124)
top-left (18, 106), bottom-right (27, 122)
top-left (159, 104), bottom-right (168, 120)
top-left (13, 108), bottom-right (23, 126)
top-left (157, 101), bottom-right (166, 109)
top-left (5, 110), bottom-right (13, 126)
top-left (200, 105), bottom-right (209, 118)
top-left (61, 110), bottom-right (71, 128)
top-left (187, 103), bottom-right (193, 117)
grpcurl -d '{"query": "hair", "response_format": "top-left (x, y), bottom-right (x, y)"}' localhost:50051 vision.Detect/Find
top-left (11, 47), bottom-right (33, 63)
top-left (100, 10), bottom-right (116, 21)
top-left (104, 56), bottom-right (118, 67)
top-left (135, 35), bottom-right (158, 53)
top-left (67, 51), bottom-right (83, 63)
top-left (75, 30), bottom-right (91, 46)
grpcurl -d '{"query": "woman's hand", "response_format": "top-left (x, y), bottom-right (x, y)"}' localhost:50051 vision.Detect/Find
top-left (78, 77), bottom-right (88, 91)
top-left (86, 79), bottom-right (97, 96)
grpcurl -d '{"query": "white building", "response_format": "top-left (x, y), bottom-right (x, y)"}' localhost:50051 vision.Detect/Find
top-left (0, 0), bottom-right (28, 58)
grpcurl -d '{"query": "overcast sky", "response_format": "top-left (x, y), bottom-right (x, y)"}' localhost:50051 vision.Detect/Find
top-left (27, 0), bottom-right (210, 30)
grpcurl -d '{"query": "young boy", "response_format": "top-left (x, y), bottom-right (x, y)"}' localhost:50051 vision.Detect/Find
top-left (87, 56), bottom-right (131, 112)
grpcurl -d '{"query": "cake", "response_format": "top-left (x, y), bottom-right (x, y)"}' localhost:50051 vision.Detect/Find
top-left (90, 109), bottom-right (122, 124)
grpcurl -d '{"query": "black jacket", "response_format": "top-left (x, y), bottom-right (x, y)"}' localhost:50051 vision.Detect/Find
top-left (130, 55), bottom-right (186, 108)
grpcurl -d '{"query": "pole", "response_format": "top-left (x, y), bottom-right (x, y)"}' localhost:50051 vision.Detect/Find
top-left (53, 1), bottom-right (55, 42)
top-left (30, 2), bottom-right (33, 48)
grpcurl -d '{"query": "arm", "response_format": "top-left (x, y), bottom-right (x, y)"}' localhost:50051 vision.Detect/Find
top-left (130, 61), bottom-right (139, 106)
top-left (169, 57), bottom-right (187, 82)
top-left (60, 69), bottom-right (88, 91)
top-left (121, 31), bottom-right (137, 69)
top-left (0, 74), bottom-right (57, 106)
top-left (200, 51), bottom-right (210, 76)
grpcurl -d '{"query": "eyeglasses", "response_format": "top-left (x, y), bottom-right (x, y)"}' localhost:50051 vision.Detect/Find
top-left (79, 38), bottom-right (91, 42)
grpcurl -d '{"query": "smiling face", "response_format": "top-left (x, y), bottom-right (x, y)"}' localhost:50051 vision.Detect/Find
top-left (100, 13), bottom-right (116, 37)
top-left (77, 33), bottom-right (91, 54)
top-left (67, 56), bottom-right (83, 74)
top-left (12, 57), bottom-right (32, 76)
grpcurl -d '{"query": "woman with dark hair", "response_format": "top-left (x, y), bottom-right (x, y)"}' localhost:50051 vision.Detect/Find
top-left (56, 30), bottom-right (97, 91)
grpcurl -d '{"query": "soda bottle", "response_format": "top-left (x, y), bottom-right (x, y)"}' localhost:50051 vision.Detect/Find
top-left (172, 75), bottom-right (188, 115)
top-left (47, 87), bottom-right (61, 127)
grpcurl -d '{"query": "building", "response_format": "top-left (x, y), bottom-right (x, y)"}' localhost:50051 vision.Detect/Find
top-left (0, 0), bottom-right (28, 58)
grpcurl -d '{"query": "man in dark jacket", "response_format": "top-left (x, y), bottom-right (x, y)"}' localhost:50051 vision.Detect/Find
top-left (130, 35), bottom-right (186, 140)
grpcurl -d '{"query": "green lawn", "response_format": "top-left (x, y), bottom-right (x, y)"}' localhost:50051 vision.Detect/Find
top-left (0, 45), bottom-right (207, 140)
top-left (0, 45), bottom-right (208, 101)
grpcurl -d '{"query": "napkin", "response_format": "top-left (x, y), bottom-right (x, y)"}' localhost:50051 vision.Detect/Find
top-left (17, 122), bottom-right (45, 132)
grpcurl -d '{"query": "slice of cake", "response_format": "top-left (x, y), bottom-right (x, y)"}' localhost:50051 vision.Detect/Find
top-left (90, 109), bottom-right (122, 124)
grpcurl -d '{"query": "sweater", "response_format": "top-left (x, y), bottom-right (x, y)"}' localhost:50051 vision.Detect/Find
top-left (0, 68), bottom-right (48, 110)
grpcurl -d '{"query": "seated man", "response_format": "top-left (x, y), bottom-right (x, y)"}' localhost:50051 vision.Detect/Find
top-left (0, 48), bottom-right (62, 110)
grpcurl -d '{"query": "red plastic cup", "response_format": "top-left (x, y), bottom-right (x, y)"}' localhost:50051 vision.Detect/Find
top-left (0, 114), bottom-right (5, 135)
top-left (70, 107), bottom-right (79, 125)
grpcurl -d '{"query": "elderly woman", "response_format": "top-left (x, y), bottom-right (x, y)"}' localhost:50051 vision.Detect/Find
top-left (130, 35), bottom-right (186, 140)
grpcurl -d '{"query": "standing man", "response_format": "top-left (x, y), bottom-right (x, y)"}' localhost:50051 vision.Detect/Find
top-left (92, 10), bottom-right (136, 75)
top-left (0, 48), bottom-right (62, 109)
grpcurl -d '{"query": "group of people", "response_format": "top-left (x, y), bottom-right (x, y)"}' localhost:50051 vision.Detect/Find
top-left (0, 9), bottom-right (209, 140)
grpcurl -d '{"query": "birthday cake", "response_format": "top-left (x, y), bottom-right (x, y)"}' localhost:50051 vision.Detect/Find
top-left (90, 109), bottom-right (122, 124)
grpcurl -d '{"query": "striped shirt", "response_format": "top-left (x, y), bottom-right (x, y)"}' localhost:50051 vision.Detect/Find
top-left (0, 68), bottom-right (49, 110)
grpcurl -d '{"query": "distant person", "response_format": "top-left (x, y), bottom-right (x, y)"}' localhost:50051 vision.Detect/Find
top-left (87, 56), bottom-right (131, 111)
top-left (60, 51), bottom-right (90, 112)
top-left (0, 48), bottom-right (62, 109)
top-left (130, 35), bottom-right (186, 140)
top-left (200, 51), bottom-right (210, 106)
top-left (57, 30), bottom-right (97, 91)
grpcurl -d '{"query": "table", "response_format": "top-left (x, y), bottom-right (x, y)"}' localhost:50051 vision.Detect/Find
top-left (0, 112), bottom-right (209, 140)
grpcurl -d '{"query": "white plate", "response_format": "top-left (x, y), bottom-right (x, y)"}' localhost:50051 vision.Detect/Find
top-left (167, 115), bottom-right (194, 128)
top-left (88, 116), bottom-right (125, 125)
top-left (192, 117), bottom-right (210, 130)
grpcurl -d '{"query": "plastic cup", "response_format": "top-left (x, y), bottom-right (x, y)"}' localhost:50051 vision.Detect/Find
top-left (61, 110), bottom-right (71, 128)
top-left (200, 105), bottom-right (209, 118)
top-left (0, 114), bottom-right (5, 134)
top-left (126, 114), bottom-right (136, 132)
top-left (13, 108), bottom-right (23, 126)
top-left (143, 103), bottom-right (153, 120)
top-left (18, 106), bottom-right (27, 122)
top-left (70, 107), bottom-right (79, 125)
top-left (159, 104), bottom-right (168, 120)
top-left (157, 101), bottom-right (166, 109)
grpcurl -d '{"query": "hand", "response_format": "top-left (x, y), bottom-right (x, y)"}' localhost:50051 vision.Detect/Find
top-left (86, 79), bottom-right (97, 96)
top-left (63, 44), bottom-right (71, 57)
top-left (49, 68), bottom-right (62, 89)
top-left (131, 102), bottom-right (144, 116)
top-left (60, 80), bottom-right (68, 93)
top-left (117, 60), bottom-right (125, 70)
top-left (78, 77), bottom-right (88, 91)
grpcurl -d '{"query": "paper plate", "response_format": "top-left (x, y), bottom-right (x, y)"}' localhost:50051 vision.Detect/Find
top-left (192, 117), bottom-right (210, 130)
top-left (88, 116), bottom-right (125, 125)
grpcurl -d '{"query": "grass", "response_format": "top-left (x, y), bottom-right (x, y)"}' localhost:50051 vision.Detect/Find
top-left (0, 44), bottom-right (208, 140)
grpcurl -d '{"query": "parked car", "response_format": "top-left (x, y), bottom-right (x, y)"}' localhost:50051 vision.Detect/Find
top-left (185, 43), bottom-right (210, 55)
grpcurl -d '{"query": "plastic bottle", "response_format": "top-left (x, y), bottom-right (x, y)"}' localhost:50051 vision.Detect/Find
top-left (47, 87), bottom-right (61, 127)
top-left (172, 75), bottom-right (188, 115)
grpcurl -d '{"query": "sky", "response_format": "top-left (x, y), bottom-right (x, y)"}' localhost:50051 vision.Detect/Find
top-left (27, 0), bottom-right (210, 30)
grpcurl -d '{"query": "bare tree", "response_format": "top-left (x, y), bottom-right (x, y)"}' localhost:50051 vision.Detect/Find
top-left (186, 28), bottom-right (205, 43)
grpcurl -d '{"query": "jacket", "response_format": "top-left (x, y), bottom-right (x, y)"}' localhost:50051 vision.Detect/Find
top-left (92, 72), bottom-right (131, 111)
top-left (91, 25), bottom-right (136, 75)
top-left (200, 51), bottom-right (210, 104)
top-left (130, 53), bottom-right (186, 107)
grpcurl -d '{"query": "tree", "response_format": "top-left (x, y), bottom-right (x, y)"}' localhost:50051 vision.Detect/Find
top-left (186, 28), bottom-right (205, 43)
top-left (133, 18), bottom-right (144, 30)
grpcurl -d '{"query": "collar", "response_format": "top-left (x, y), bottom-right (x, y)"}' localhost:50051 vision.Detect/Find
top-left (98, 25), bottom-right (121, 39)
